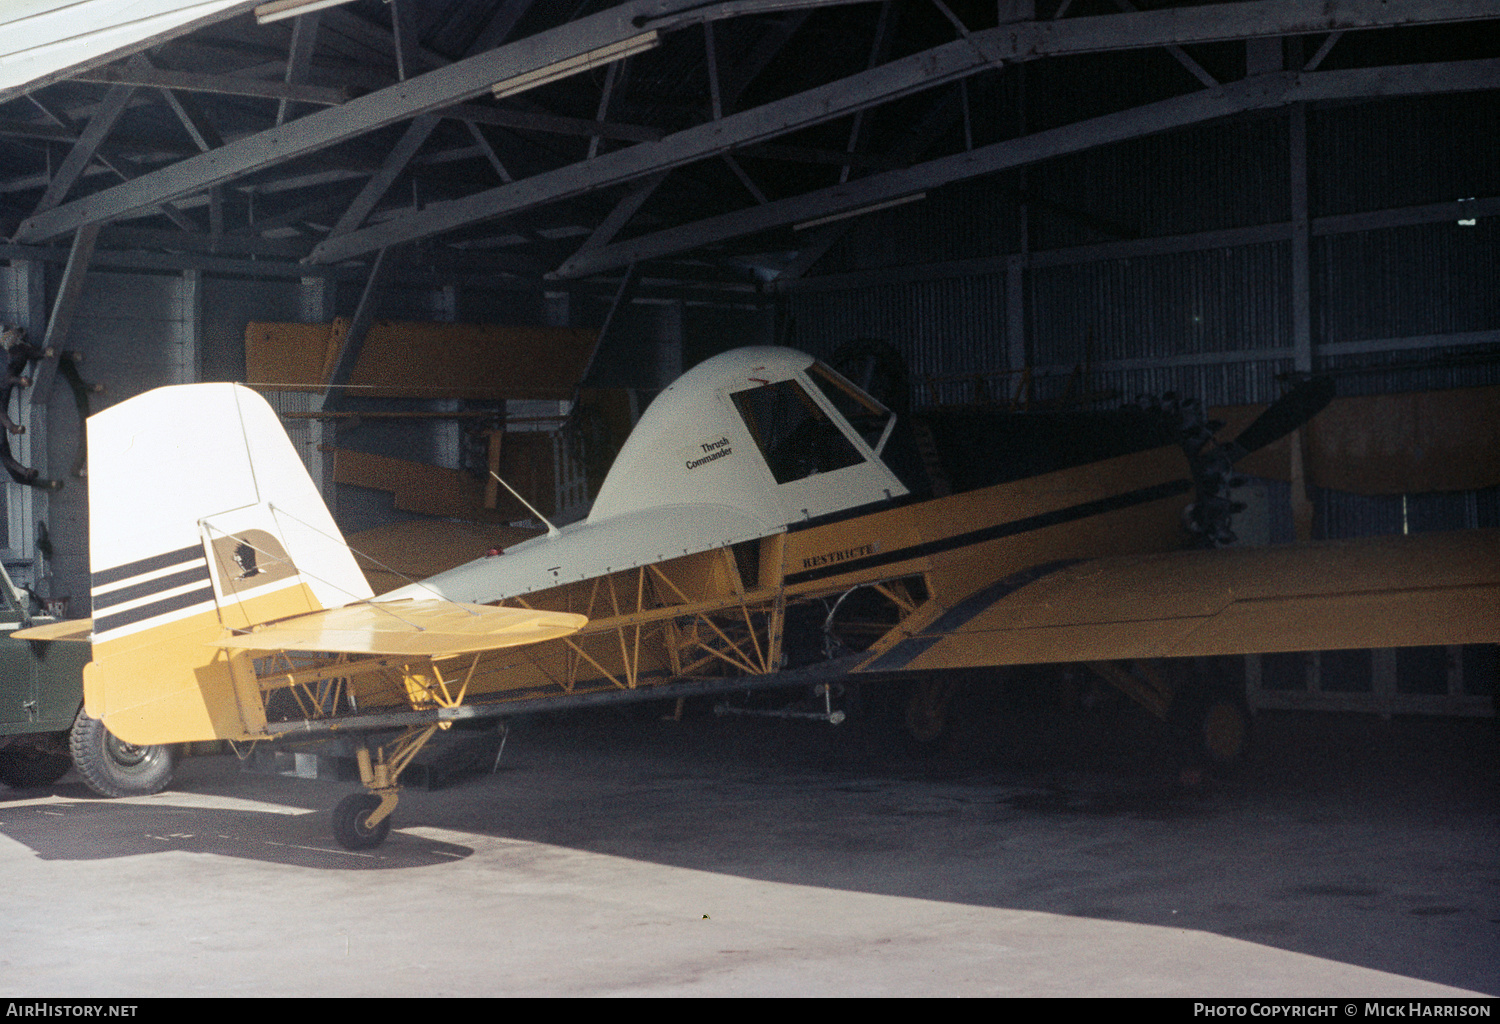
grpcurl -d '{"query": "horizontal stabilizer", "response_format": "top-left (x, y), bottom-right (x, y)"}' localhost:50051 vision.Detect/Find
top-left (13, 618), bottom-right (93, 642)
top-left (212, 600), bottom-right (585, 656)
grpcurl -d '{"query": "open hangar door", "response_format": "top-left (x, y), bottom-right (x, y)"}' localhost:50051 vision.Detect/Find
top-left (0, 2), bottom-right (1495, 998)
top-left (0, 0), bottom-right (1494, 748)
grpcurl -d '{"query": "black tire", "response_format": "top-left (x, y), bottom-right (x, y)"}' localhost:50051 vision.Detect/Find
top-left (903, 677), bottom-right (962, 757)
top-left (332, 793), bottom-right (392, 851)
top-left (68, 710), bottom-right (175, 797)
top-left (0, 744), bottom-right (72, 788)
top-left (1172, 687), bottom-right (1252, 769)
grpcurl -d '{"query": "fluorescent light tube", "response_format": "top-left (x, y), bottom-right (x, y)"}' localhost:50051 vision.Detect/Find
top-left (793, 193), bottom-right (927, 231)
top-left (492, 30), bottom-right (659, 99)
top-left (255, 0), bottom-right (358, 26)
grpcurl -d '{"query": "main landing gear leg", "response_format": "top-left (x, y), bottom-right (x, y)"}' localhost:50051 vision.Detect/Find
top-left (331, 725), bottom-right (439, 851)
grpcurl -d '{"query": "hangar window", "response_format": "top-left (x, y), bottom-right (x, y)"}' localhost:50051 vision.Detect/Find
top-left (732, 379), bottom-right (863, 484)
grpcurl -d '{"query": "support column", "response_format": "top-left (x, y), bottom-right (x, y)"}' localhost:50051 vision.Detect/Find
top-left (6, 261), bottom-right (48, 569)
top-left (299, 277), bottom-right (336, 502)
top-left (300, 275), bottom-right (336, 323)
top-left (1287, 103), bottom-right (1315, 541)
top-left (1289, 102), bottom-right (1312, 375)
top-left (544, 290), bottom-right (572, 328)
top-left (180, 269), bottom-right (203, 384)
top-left (323, 247), bottom-right (397, 412)
top-left (654, 299), bottom-right (683, 388)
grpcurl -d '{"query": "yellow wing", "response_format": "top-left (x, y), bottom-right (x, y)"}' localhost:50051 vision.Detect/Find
top-left (210, 599), bottom-right (585, 657)
top-left (858, 528), bottom-right (1500, 672)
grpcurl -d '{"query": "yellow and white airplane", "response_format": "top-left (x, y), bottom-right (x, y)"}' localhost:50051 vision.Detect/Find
top-left (21, 347), bottom-right (1500, 849)
top-left (20, 384), bottom-right (585, 849)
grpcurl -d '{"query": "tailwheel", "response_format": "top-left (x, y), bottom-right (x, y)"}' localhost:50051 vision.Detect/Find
top-left (332, 792), bottom-right (394, 851)
top-left (330, 724), bottom-right (439, 850)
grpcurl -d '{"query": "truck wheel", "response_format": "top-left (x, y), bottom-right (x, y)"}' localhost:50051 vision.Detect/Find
top-left (68, 710), bottom-right (174, 797)
top-left (0, 745), bottom-right (72, 788)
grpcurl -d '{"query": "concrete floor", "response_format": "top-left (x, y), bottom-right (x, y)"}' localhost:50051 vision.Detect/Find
top-left (1, 697), bottom-right (1496, 998)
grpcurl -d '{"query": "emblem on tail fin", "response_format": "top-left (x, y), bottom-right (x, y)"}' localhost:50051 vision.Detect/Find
top-left (232, 543), bottom-right (259, 579)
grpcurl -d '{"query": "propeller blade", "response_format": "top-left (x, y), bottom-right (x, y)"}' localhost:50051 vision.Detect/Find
top-left (1225, 376), bottom-right (1335, 461)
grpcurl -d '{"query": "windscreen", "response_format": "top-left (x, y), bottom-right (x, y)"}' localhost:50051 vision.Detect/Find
top-left (731, 379), bottom-right (864, 485)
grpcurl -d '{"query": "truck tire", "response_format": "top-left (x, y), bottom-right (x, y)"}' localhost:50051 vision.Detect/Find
top-left (68, 710), bottom-right (174, 797)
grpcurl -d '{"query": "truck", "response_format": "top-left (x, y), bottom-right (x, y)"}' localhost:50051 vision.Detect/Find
top-left (0, 560), bottom-right (174, 796)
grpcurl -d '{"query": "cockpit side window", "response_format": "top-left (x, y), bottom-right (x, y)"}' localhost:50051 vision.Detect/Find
top-left (731, 379), bottom-right (863, 484)
top-left (807, 362), bottom-right (894, 455)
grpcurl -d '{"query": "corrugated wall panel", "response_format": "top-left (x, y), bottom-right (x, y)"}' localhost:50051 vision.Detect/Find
top-left (1030, 242), bottom-right (1292, 366)
top-left (1311, 93), bottom-right (1500, 217)
top-left (1078, 358), bottom-right (1295, 410)
top-left (1315, 219), bottom-right (1500, 347)
top-left (787, 274), bottom-right (1007, 388)
top-left (1315, 349), bottom-right (1500, 397)
top-left (1029, 113), bottom-right (1289, 251)
top-left (202, 276), bottom-right (304, 383)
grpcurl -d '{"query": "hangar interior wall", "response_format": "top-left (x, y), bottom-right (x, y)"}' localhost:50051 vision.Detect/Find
top-left (0, 90), bottom-right (1491, 716)
top-left (778, 91), bottom-right (1498, 716)
top-left (0, 265), bottom-right (761, 616)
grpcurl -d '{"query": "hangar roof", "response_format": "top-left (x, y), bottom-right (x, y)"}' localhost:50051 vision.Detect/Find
top-left (1, 0), bottom-right (1495, 297)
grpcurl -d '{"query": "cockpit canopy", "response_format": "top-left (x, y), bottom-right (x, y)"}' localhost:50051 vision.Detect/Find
top-left (589, 346), bottom-right (907, 528)
top-left (385, 348), bottom-right (909, 603)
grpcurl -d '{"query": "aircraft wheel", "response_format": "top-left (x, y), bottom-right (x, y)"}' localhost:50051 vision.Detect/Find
top-left (903, 677), bottom-right (962, 756)
top-left (69, 710), bottom-right (175, 797)
top-left (1173, 688), bottom-right (1252, 768)
top-left (0, 744), bottom-right (72, 788)
top-left (332, 793), bottom-right (392, 851)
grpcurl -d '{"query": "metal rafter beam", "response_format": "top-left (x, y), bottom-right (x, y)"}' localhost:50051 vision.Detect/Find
top-left (68, 64), bottom-right (351, 106)
top-left (309, 22), bottom-right (1015, 263)
top-left (1111, 0), bottom-right (1219, 88)
top-left (32, 225), bottom-right (100, 404)
top-left (328, 114), bottom-right (441, 236)
top-left (555, 58), bottom-right (1500, 279)
top-left (308, 0), bottom-right (1500, 265)
top-left (0, 118), bottom-right (76, 142)
top-left (327, 0), bottom-right (541, 241)
top-left (567, 14), bottom-right (808, 261)
top-left (277, 11), bottom-right (324, 125)
top-left (16, 0), bottom-right (1497, 247)
top-left (31, 63), bottom-right (142, 217)
top-left (468, 0), bottom-right (544, 57)
top-left (390, 0), bottom-right (423, 82)
top-left (14, 0), bottom-right (873, 244)
top-left (69, 63), bottom-right (661, 141)
top-left (158, 82), bottom-right (224, 152)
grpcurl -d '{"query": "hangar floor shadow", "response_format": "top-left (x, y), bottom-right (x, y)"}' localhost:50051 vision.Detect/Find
top-left (2, 691), bottom-right (1495, 996)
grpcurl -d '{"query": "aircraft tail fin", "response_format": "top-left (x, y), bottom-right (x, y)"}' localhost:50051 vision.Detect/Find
top-left (85, 384), bottom-right (372, 744)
